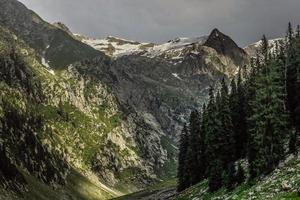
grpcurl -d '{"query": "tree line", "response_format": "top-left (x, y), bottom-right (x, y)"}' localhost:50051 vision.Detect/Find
top-left (177, 23), bottom-right (300, 192)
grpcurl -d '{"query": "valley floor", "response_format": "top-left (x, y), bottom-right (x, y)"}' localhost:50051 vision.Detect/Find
top-left (114, 179), bottom-right (177, 200)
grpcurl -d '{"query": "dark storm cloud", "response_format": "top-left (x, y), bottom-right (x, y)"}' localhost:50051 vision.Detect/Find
top-left (19, 0), bottom-right (300, 46)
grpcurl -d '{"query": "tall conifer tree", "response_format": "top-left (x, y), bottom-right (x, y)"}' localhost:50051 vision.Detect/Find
top-left (187, 110), bottom-right (206, 185)
top-left (177, 124), bottom-right (190, 191)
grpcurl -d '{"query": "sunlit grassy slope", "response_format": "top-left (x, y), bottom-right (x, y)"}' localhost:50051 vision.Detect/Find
top-left (0, 169), bottom-right (118, 200)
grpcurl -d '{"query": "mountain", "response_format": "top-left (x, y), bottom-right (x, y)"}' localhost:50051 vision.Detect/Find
top-left (78, 30), bottom-right (248, 76)
top-left (0, 0), bottom-right (101, 69)
top-left (74, 28), bottom-right (249, 141)
top-left (79, 29), bottom-right (249, 78)
top-left (0, 1), bottom-right (251, 199)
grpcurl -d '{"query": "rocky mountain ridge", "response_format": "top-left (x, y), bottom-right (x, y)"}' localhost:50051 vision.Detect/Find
top-left (0, 0), bottom-right (101, 69)
top-left (76, 28), bottom-right (248, 75)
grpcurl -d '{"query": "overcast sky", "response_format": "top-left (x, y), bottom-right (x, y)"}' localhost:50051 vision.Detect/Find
top-left (19, 0), bottom-right (300, 46)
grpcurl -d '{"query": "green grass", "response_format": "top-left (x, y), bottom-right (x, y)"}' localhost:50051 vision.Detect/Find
top-left (148, 178), bottom-right (177, 191)
top-left (175, 156), bottom-right (300, 200)
top-left (65, 169), bottom-right (116, 200)
top-left (0, 168), bottom-right (117, 200)
top-left (274, 192), bottom-right (300, 200)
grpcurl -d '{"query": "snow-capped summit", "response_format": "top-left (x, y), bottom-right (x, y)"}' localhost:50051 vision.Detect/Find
top-left (76, 33), bottom-right (208, 59)
top-left (75, 29), bottom-right (248, 74)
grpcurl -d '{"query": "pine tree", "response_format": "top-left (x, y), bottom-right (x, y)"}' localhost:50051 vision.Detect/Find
top-left (229, 78), bottom-right (239, 157)
top-left (245, 57), bottom-right (258, 134)
top-left (236, 69), bottom-right (248, 158)
top-left (230, 69), bottom-right (248, 159)
top-left (287, 22), bottom-right (294, 43)
top-left (261, 35), bottom-right (269, 63)
top-left (219, 78), bottom-right (235, 165)
top-left (219, 79), bottom-right (236, 189)
top-left (187, 110), bottom-right (206, 185)
top-left (284, 23), bottom-right (300, 155)
top-left (177, 124), bottom-right (190, 192)
top-left (201, 104), bottom-right (208, 177)
top-left (269, 52), bottom-right (289, 166)
top-left (206, 86), bottom-right (223, 191)
top-left (286, 23), bottom-right (297, 126)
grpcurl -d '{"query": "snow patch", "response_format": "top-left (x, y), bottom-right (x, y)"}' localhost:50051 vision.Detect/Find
top-left (172, 73), bottom-right (182, 80)
top-left (41, 57), bottom-right (55, 75)
top-left (147, 36), bottom-right (207, 57)
top-left (41, 57), bottom-right (50, 68)
top-left (80, 36), bottom-right (149, 57)
top-left (190, 50), bottom-right (200, 55)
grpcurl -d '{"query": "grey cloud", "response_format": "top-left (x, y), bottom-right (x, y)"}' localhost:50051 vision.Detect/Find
top-left (19, 0), bottom-right (300, 46)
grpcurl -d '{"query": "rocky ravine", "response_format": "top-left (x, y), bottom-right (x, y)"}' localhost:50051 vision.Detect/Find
top-left (0, 0), bottom-right (250, 199)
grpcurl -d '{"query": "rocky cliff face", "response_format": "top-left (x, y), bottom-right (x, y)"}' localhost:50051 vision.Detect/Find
top-left (0, 0), bottom-right (250, 199)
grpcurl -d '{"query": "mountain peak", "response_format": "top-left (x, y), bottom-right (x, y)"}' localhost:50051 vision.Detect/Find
top-left (207, 28), bottom-right (229, 43)
top-left (204, 28), bottom-right (249, 66)
top-left (205, 28), bottom-right (239, 54)
top-left (210, 28), bottom-right (222, 36)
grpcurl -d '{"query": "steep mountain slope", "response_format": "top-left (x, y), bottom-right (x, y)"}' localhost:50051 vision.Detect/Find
top-left (0, 25), bottom-right (131, 199)
top-left (0, 0), bottom-right (101, 69)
